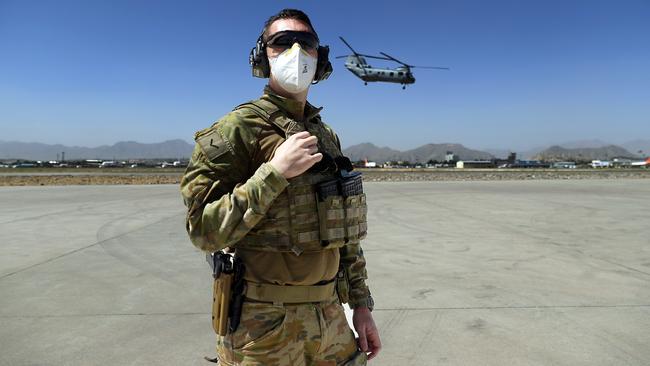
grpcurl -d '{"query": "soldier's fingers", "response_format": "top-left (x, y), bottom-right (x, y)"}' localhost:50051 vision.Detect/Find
top-left (307, 145), bottom-right (319, 155)
top-left (367, 350), bottom-right (377, 360)
top-left (310, 152), bottom-right (323, 163)
top-left (367, 330), bottom-right (382, 360)
top-left (357, 328), bottom-right (368, 352)
top-left (289, 131), bottom-right (310, 140)
top-left (298, 135), bottom-right (318, 147)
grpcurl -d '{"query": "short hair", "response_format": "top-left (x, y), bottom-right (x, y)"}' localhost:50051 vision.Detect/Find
top-left (262, 8), bottom-right (317, 41)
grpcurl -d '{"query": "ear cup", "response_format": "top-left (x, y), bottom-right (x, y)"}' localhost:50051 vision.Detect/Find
top-left (250, 33), bottom-right (270, 78)
top-left (313, 45), bottom-right (333, 83)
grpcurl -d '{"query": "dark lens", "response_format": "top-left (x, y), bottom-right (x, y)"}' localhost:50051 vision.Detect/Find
top-left (270, 34), bottom-right (294, 48)
top-left (267, 31), bottom-right (318, 50)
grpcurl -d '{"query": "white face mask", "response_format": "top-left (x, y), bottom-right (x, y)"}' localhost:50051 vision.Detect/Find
top-left (269, 43), bottom-right (317, 94)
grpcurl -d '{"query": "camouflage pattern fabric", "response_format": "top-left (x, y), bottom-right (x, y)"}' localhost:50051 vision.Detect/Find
top-left (180, 86), bottom-right (370, 307)
top-left (216, 296), bottom-right (367, 366)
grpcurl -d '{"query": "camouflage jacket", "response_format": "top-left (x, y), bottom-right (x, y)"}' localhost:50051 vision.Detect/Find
top-left (180, 86), bottom-right (371, 309)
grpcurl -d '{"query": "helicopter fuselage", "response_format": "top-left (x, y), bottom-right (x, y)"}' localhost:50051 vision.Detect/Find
top-left (344, 56), bottom-right (415, 85)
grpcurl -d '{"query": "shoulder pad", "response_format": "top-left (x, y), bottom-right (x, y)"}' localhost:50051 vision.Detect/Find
top-left (234, 99), bottom-right (291, 135)
top-left (194, 127), bottom-right (232, 161)
top-left (234, 99), bottom-right (281, 119)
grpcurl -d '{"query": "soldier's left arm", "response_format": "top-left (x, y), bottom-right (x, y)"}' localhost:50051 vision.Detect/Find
top-left (323, 123), bottom-right (373, 307)
top-left (326, 120), bottom-right (381, 357)
top-left (339, 241), bottom-right (371, 308)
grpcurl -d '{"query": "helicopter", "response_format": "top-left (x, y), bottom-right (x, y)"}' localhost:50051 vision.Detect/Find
top-left (337, 36), bottom-right (449, 89)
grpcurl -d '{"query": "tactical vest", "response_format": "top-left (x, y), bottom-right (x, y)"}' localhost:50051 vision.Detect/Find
top-left (233, 99), bottom-right (367, 256)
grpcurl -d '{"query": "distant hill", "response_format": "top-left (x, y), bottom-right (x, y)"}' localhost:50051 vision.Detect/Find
top-left (532, 145), bottom-right (639, 161)
top-left (555, 139), bottom-right (610, 149)
top-left (519, 139), bottom-right (650, 160)
top-left (0, 139), bottom-right (194, 160)
top-left (342, 143), bottom-right (402, 163)
top-left (343, 142), bottom-right (494, 163)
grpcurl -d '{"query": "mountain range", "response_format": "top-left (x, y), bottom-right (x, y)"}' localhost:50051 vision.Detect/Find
top-left (515, 139), bottom-right (650, 160)
top-left (1, 139), bottom-right (648, 162)
top-left (342, 143), bottom-right (494, 163)
top-left (532, 145), bottom-right (640, 161)
top-left (0, 140), bottom-right (194, 161)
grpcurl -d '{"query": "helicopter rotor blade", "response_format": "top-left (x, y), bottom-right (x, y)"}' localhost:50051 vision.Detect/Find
top-left (379, 52), bottom-right (409, 67)
top-left (338, 36), bottom-right (359, 56)
top-left (335, 55), bottom-right (351, 59)
top-left (379, 52), bottom-right (449, 70)
top-left (360, 54), bottom-right (393, 61)
top-left (339, 36), bottom-right (369, 78)
top-left (410, 66), bottom-right (450, 70)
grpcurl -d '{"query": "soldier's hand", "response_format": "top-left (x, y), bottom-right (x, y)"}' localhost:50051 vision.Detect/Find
top-left (353, 307), bottom-right (381, 360)
top-left (269, 131), bottom-right (323, 179)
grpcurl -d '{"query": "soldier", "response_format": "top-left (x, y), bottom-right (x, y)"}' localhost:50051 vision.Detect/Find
top-left (180, 8), bottom-right (380, 366)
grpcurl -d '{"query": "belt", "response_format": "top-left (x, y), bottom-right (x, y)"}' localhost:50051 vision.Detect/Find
top-left (244, 281), bottom-right (336, 304)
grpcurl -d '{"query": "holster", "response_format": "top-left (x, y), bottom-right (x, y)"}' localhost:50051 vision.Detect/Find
top-left (207, 252), bottom-right (245, 336)
top-left (212, 271), bottom-right (232, 336)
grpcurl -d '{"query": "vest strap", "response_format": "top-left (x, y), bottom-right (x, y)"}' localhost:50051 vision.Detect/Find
top-left (244, 281), bottom-right (336, 304)
top-left (234, 100), bottom-right (287, 135)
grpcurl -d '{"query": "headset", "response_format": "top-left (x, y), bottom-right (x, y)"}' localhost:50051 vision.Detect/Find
top-left (249, 30), bottom-right (333, 83)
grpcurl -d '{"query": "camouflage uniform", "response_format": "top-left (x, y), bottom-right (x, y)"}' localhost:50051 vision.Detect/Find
top-left (180, 86), bottom-right (371, 365)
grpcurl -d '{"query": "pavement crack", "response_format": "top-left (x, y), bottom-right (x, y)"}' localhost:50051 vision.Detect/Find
top-left (0, 213), bottom-right (183, 280)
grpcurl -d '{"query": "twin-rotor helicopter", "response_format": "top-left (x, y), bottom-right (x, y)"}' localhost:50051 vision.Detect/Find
top-left (337, 36), bottom-right (449, 89)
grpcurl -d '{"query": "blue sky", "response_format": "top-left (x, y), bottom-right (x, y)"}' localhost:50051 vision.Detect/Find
top-left (1, 0), bottom-right (649, 151)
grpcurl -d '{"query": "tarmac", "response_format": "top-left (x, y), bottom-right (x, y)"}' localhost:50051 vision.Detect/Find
top-left (1, 180), bottom-right (649, 366)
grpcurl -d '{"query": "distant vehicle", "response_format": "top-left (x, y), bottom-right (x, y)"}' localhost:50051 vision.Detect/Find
top-left (12, 163), bottom-right (37, 168)
top-left (591, 160), bottom-right (611, 168)
top-left (99, 161), bottom-right (121, 168)
top-left (551, 162), bottom-right (576, 169)
top-left (631, 157), bottom-right (650, 167)
top-left (337, 37), bottom-right (449, 89)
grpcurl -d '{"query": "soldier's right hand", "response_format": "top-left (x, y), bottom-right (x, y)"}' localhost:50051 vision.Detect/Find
top-left (269, 131), bottom-right (323, 179)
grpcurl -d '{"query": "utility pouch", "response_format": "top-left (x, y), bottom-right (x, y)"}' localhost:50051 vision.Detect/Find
top-left (316, 180), bottom-right (346, 247)
top-left (336, 268), bottom-right (350, 304)
top-left (341, 172), bottom-right (368, 241)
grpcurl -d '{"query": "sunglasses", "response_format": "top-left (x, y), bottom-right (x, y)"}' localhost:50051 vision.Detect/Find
top-left (266, 31), bottom-right (319, 51)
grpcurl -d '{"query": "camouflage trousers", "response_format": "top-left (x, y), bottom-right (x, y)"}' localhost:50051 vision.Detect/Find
top-left (216, 295), bottom-right (367, 366)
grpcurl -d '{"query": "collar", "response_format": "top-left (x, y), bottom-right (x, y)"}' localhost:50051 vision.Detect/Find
top-left (261, 85), bottom-right (323, 122)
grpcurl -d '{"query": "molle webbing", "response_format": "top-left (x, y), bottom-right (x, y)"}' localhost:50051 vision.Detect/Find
top-left (231, 98), bottom-right (367, 255)
top-left (244, 281), bottom-right (336, 304)
top-left (238, 174), bottom-right (368, 254)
